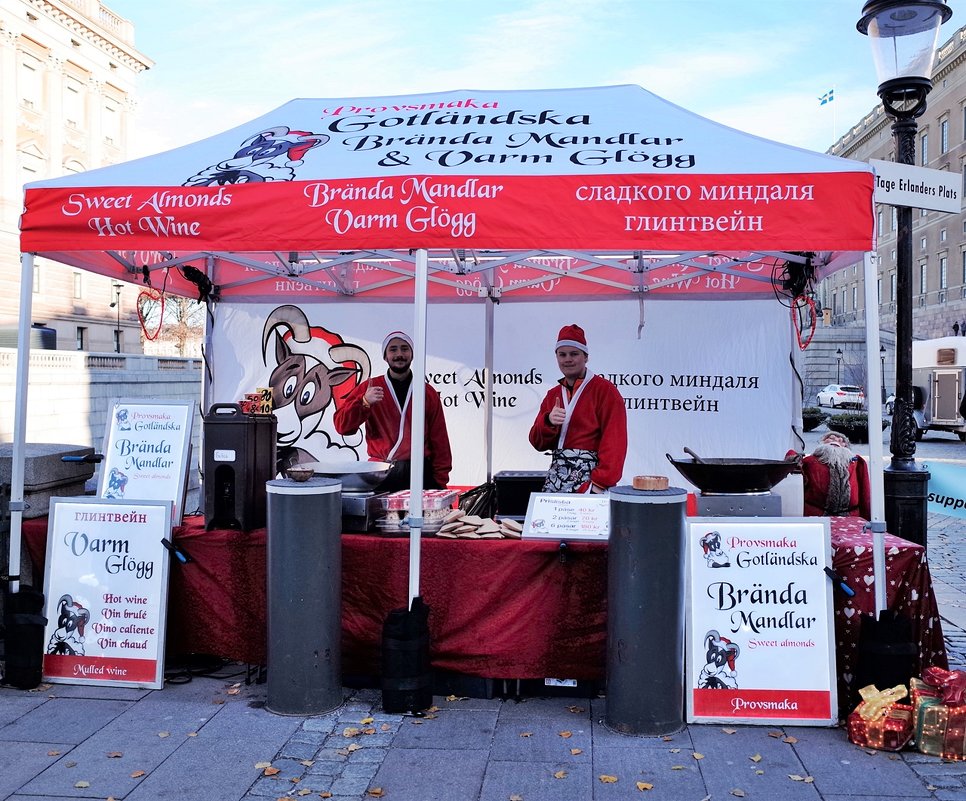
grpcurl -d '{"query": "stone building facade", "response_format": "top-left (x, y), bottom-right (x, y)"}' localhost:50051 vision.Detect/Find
top-left (827, 23), bottom-right (966, 342)
top-left (0, 0), bottom-right (151, 352)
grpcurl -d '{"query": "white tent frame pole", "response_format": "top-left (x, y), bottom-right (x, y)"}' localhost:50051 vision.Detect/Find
top-left (862, 249), bottom-right (887, 615)
top-left (8, 253), bottom-right (35, 595)
top-left (407, 248), bottom-right (429, 609)
top-left (484, 286), bottom-right (495, 482)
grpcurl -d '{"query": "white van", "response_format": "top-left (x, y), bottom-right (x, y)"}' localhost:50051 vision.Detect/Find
top-left (910, 336), bottom-right (966, 441)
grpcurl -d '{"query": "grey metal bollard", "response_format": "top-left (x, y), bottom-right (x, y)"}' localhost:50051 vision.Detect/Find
top-left (606, 485), bottom-right (688, 735)
top-left (265, 477), bottom-right (342, 715)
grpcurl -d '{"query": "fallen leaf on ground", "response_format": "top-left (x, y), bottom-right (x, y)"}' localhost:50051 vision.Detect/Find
top-left (263, 766), bottom-right (281, 776)
top-left (362, 727), bottom-right (377, 735)
top-left (47, 750), bottom-right (60, 757)
top-left (130, 770), bottom-right (145, 778)
top-left (187, 732), bottom-right (198, 737)
top-left (558, 731), bottom-right (572, 738)
top-left (290, 776), bottom-right (301, 784)
top-left (670, 748), bottom-right (681, 753)
top-left (380, 723), bottom-right (391, 731)
top-left (65, 761), bottom-right (77, 768)
top-left (299, 760), bottom-right (314, 767)
top-left (767, 731), bottom-right (783, 738)
top-left (788, 774), bottom-right (805, 781)
top-left (510, 795), bottom-right (523, 801)
top-left (343, 727), bottom-right (362, 737)
top-left (320, 793), bottom-right (332, 798)
top-left (782, 736), bottom-right (798, 744)
top-left (927, 784), bottom-right (939, 791)
top-left (749, 754), bottom-right (762, 763)
top-left (212, 698), bottom-right (225, 705)
top-left (360, 716), bottom-right (374, 724)
top-left (636, 781), bottom-right (653, 791)
top-left (158, 731), bottom-right (170, 738)
top-left (519, 732), bottom-right (533, 738)
top-left (570, 748), bottom-right (582, 755)
top-left (255, 762), bottom-right (272, 769)
top-left (803, 777), bottom-right (814, 783)
top-left (106, 752), bottom-right (123, 758)
top-left (599, 775), bottom-right (618, 783)
top-left (692, 753), bottom-right (704, 760)
top-left (226, 687), bottom-right (240, 695)
top-left (297, 790), bottom-right (312, 796)
top-left (671, 766), bottom-right (685, 771)
top-left (367, 789), bottom-right (385, 797)
top-left (721, 727), bottom-right (737, 735)
top-left (730, 789), bottom-right (746, 797)
top-left (662, 736), bottom-right (673, 742)
top-left (74, 780), bottom-right (90, 788)
top-left (275, 796), bottom-right (295, 801)
top-left (755, 770), bottom-right (764, 775)
top-left (864, 749), bottom-right (877, 756)
top-left (423, 714), bottom-right (437, 720)
top-left (427, 706), bottom-right (440, 713)
top-left (567, 705), bottom-right (585, 714)
top-left (445, 694), bottom-right (467, 701)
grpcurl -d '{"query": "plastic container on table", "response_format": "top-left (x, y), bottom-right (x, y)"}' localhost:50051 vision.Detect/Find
top-left (377, 490), bottom-right (458, 534)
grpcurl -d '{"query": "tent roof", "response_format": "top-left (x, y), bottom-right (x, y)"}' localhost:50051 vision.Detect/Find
top-left (19, 85), bottom-right (874, 302)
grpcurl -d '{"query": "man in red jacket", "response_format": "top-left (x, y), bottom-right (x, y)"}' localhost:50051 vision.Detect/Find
top-left (334, 331), bottom-right (452, 492)
top-left (529, 324), bottom-right (627, 493)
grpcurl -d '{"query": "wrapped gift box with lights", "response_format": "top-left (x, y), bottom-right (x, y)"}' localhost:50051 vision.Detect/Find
top-left (846, 684), bottom-right (915, 752)
top-left (911, 668), bottom-right (966, 761)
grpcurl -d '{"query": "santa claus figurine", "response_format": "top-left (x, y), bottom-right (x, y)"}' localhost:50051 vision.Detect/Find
top-left (798, 431), bottom-right (872, 519)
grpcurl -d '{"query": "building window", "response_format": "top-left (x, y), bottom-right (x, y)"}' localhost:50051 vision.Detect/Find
top-left (921, 236), bottom-right (927, 250)
top-left (920, 262), bottom-right (928, 294)
top-left (891, 271), bottom-right (897, 300)
top-left (852, 286), bottom-right (858, 311)
top-left (18, 54), bottom-right (42, 108)
top-left (941, 256), bottom-right (948, 289)
top-left (963, 250), bottom-right (966, 284)
top-left (892, 207), bottom-right (898, 229)
top-left (877, 277), bottom-right (882, 302)
top-left (941, 118), bottom-right (949, 153)
top-left (877, 208), bottom-right (884, 233)
top-left (941, 228), bottom-right (947, 241)
top-left (841, 289), bottom-right (847, 312)
top-left (33, 265), bottom-right (40, 293)
top-left (75, 327), bottom-right (87, 350)
top-left (921, 132), bottom-right (928, 164)
top-left (73, 272), bottom-right (82, 299)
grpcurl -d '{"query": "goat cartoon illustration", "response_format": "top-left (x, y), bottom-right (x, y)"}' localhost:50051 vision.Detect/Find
top-left (46, 594), bottom-right (90, 656)
top-left (184, 126), bottom-right (328, 186)
top-left (697, 629), bottom-right (740, 689)
top-left (699, 530), bottom-right (731, 568)
top-left (262, 305), bottom-right (370, 471)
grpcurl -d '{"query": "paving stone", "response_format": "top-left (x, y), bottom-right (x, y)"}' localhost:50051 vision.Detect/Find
top-left (480, 758), bottom-right (594, 801)
top-left (371, 747), bottom-right (488, 801)
top-left (327, 774), bottom-right (373, 796)
top-left (0, 696), bottom-right (133, 745)
top-left (390, 709), bottom-right (498, 750)
top-left (592, 744), bottom-right (710, 800)
top-left (278, 740), bottom-right (319, 760)
top-left (0, 690), bottom-right (48, 727)
top-left (489, 716), bottom-right (592, 762)
top-left (0, 741), bottom-right (67, 799)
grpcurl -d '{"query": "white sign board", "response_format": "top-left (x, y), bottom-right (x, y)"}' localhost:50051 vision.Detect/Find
top-left (99, 399), bottom-right (194, 524)
top-left (686, 517), bottom-right (837, 726)
top-left (42, 497), bottom-right (171, 689)
top-left (872, 159), bottom-right (960, 213)
top-left (523, 493), bottom-right (610, 540)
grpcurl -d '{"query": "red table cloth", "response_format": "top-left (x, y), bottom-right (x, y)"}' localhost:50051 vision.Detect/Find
top-left (21, 514), bottom-right (947, 716)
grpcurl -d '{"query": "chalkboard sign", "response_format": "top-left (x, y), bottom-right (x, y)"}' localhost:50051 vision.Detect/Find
top-left (523, 493), bottom-right (610, 540)
top-left (99, 399), bottom-right (194, 524)
top-left (41, 497), bottom-right (171, 689)
top-left (685, 517), bottom-right (837, 726)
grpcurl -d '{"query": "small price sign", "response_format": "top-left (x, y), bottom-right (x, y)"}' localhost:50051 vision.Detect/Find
top-left (522, 493), bottom-right (610, 541)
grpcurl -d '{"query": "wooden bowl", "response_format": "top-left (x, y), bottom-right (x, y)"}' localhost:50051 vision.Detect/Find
top-left (286, 467), bottom-right (314, 482)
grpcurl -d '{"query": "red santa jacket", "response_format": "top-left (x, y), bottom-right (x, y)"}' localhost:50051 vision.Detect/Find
top-left (800, 453), bottom-right (872, 520)
top-left (529, 373), bottom-right (627, 490)
top-left (334, 374), bottom-right (452, 487)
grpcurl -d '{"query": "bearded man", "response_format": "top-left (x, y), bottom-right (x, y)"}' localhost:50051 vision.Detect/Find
top-left (800, 431), bottom-right (872, 519)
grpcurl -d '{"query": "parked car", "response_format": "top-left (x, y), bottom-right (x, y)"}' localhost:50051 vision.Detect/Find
top-left (885, 393), bottom-right (895, 415)
top-left (816, 384), bottom-right (865, 409)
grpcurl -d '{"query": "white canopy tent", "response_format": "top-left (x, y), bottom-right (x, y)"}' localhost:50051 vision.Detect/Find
top-left (14, 85), bottom-right (885, 608)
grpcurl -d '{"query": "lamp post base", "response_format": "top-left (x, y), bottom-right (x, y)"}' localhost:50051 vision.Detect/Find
top-left (883, 466), bottom-right (930, 549)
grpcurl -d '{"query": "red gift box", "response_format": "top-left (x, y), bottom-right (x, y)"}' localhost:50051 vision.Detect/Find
top-left (847, 684), bottom-right (914, 752)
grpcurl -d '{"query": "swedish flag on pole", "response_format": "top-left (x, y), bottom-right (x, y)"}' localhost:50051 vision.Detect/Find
top-left (819, 88), bottom-right (835, 105)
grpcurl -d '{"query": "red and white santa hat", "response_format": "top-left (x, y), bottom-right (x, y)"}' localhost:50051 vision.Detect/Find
top-left (555, 324), bottom-right (588, 354)
top-left (382, 331), bottom-right (414, 355)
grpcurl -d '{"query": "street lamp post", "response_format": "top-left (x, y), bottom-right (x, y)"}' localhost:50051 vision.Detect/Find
top-left (836, 348), bottom-right (843, 384)
top-left (110, 282), bottom-right (122, 353)
top-left (880, 345), bottom-right (887, 404)
top-left (858, 0), bottom-right (952, 547)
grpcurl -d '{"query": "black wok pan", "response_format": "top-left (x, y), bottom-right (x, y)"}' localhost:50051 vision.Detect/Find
top-left (665, 451), bottom-right (800, 494)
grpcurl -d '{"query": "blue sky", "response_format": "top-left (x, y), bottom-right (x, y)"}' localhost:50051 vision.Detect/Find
top-left (105, 0), bottom-right (955, 158)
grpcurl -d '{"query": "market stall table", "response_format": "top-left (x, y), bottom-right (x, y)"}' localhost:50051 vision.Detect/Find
top-left (20, 514), bottom-right (946, 716)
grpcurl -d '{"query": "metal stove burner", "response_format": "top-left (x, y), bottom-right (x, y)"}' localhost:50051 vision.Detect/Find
top-left (341, 491), bottom-right (387, 532)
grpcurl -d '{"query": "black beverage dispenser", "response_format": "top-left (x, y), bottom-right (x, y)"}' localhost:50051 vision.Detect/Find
top-left (203, 403), bottom-right (277, 531)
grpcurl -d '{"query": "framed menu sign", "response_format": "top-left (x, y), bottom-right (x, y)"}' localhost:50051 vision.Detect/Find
top-left (522, 493), bottom-right (610, 540)
top-left (99, 399), bottom-right (194, 524)
top-left (41, 497), bottom-right (171, 689)
top-left (685, 517), bottom-right (837, 726)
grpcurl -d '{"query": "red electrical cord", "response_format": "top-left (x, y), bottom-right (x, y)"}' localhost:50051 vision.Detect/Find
top-left (137, 288), bottom-right (165, 341)
top-left (792, 295), bottom-right (817, 350)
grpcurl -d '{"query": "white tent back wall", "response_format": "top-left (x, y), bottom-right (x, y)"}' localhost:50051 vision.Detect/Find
top-left (213, 298), bottom-right (801, 490)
